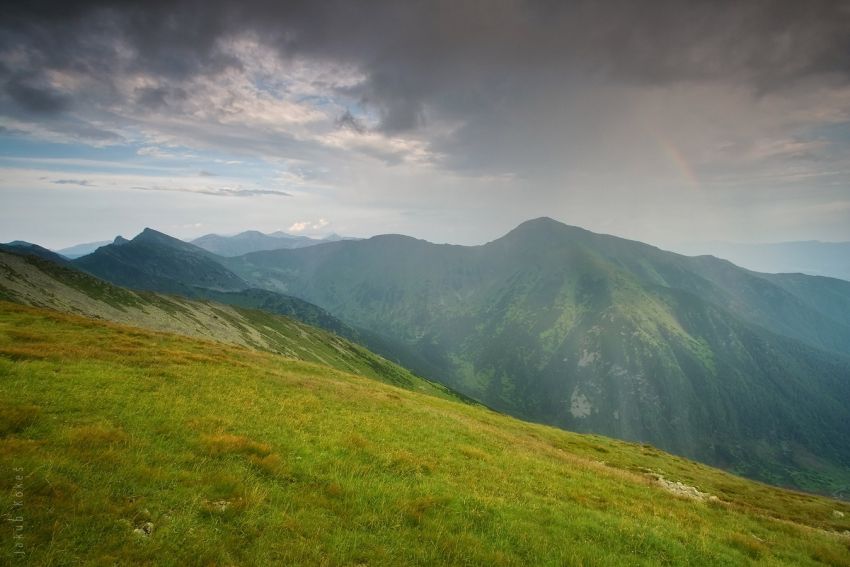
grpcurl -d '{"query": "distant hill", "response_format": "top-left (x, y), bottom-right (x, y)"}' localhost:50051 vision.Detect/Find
top-left (69, 230), bottom-right (365, 339)
top-left (55, 239), bottom-right (112, 258)
top-left (222, 217), bottom-right (850, 496)
top-left (672, 240), bottom-right (850, 282)
top-left (1, 240), bottom-right (70, 265)
top-left (74, 228), bottom-right (249, 295)
top-left (0, 249), bottom-right (448, 395)
top-left (191, 230), bottom-right (358, 257)
top-left (1, 300), bottom-right (848, 564)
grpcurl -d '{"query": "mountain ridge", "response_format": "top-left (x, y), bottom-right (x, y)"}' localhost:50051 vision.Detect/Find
top-left (191, 229), bottom-right (360, 257)
top-left (74, 228), bottom-right (249, 295)
top-left (672, 239), bottom-right (850, 281)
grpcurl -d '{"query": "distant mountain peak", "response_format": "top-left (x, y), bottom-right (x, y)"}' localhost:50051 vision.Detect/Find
top-left (514, 217), bottom-right (588, 233)
top-left (522, 216), bottom-right (560, 226)
top-left (133, 227), bottom-right (192, 248)
top-left (113, 236), bottom-right (129, 246)
top-left (495, 217), bottom-right (592, 246)
top-left (137, 227), bottom-right (166, 238)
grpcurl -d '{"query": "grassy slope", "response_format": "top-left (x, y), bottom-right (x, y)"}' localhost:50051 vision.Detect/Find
top-left (0, 251), bottom-right (448, 397)
top-left (1, 302), bottom-right (849, 566)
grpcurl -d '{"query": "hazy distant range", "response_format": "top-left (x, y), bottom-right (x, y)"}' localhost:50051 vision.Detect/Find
top-left (670, 240), bottom-right (850, 282)
top-left (57, 230), bottom-right (359, 259)
top-left (56, 231), bottom-right (849, 282)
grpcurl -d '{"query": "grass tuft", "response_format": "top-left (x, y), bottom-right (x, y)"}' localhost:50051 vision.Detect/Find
top-left (200, 433), bottom-right (272, 457)
top-left (67, 423), bottom-right (128, 447)
top-left (0, 403), bottom-right (40, 435)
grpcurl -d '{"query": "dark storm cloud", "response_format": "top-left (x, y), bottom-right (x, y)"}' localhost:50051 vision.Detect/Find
top-left (5, 78), bottom-right (71, 114)
top-left (4, 1), bottom-right (849, 122)
top-left (3, 0), bottom-right (848, 181)
top-left (134, 85), bottom-right (188, 109)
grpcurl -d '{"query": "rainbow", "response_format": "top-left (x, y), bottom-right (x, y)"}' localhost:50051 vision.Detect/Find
top-left (653, 133), bottom-right (701, 192)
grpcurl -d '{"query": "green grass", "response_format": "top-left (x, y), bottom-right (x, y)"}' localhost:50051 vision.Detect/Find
top-left (1, 301), bottom-right (849, 565)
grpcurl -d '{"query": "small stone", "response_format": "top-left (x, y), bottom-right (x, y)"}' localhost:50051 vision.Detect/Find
top-left (651, 474), bottom-right (710, 501)
top-left (133, 522), bottom-right (154, 537)
top-left (833, 510), bottom-right (845, 519)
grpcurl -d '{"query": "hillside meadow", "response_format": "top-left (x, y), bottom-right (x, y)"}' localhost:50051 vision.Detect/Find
top-left (1, 302), bottom-right (849, 565)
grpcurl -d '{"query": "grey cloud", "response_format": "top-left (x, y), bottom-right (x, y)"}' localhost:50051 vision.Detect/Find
top-left (71, 121), bottom-right (124, 143)
top-left (5, 2), bottom-right (849, 116)
top-left (3, 1), bottom-right (846, 179)
top-left (52, 179), bottom-right (94, 186)
top-left (132, 185), bottom-right (291, 198)
top-left (335, 110), bottom-right (365, 134)
top-left (5, 78), bottom-right (71, 114)
top-left (135, 85), bottom-right (188, 109)
top-left (351, 143), bottom-right (406, 167)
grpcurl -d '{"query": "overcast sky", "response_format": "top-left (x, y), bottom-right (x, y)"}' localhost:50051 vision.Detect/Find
top-left (2, 0), bottom-right (850, 249)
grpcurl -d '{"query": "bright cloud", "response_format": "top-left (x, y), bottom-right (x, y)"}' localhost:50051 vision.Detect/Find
top-left (288, 218), bottom-right (329, 233)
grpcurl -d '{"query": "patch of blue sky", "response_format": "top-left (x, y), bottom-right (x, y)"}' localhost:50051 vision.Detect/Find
top-left (294, 93), bottom-right (339, 109)
top-left (253, 75), bottom-right (293, 96)
top-left (0, 133), bottom-right (276, 183)
top-left (0, 135), bottom-right (134, 162)
top-left (809, 121), bottom-right (850, 147)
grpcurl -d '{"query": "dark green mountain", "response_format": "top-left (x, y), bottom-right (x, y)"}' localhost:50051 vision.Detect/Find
top-left (1, 240), bottom-right (70, 265)
top-left (222, 218), bottom-right (850, 495)
top-left (74, 228), bottom-right (248, 295)
top-left (71, 229), bottom-right (362, 340)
